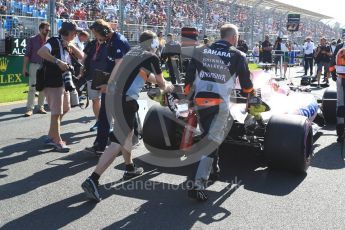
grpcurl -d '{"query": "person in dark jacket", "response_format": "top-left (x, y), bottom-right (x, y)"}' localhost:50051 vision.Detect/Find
top-left (262, 35), bottom-right (273, 63)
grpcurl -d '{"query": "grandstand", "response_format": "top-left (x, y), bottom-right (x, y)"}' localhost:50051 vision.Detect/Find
top-left (0, 0), bottom-right (341, 46)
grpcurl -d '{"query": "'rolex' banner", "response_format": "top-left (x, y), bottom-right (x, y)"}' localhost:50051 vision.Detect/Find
top-left (0, 55), bottom-right (28, 86)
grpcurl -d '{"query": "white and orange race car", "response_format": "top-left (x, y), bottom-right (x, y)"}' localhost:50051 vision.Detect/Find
top-left (142, 70), bottom-right (336, 173)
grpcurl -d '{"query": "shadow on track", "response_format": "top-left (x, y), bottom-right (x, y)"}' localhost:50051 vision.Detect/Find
top-left (0, 130), bottom-right (98, 200)
top-left (1, 142), bottom-right (318, 229)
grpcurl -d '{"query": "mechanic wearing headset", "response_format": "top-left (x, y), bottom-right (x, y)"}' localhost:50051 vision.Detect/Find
top-left (83, 19), bottom-right (130, 155)
top-left (81, 30), bottom-right (174, 202)
top-left (330, 33), bottom-right (345, 143)
top-left (184, 24), bottom-right (254, 201)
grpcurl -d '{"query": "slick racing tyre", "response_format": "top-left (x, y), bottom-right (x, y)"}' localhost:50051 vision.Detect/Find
top-left (264, 115), bottom-right (313, 173)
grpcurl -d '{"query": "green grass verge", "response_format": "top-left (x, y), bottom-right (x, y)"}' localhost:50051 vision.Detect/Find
top-left (0, 83), bottom-right (28, 103)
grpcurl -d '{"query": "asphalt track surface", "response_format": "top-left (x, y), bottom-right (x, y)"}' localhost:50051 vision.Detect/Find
top-left (1, 67), bottom-right (345, 229)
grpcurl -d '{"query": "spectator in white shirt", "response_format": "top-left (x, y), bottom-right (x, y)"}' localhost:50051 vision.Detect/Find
top-left (303, 37), bottom-right (315, 76)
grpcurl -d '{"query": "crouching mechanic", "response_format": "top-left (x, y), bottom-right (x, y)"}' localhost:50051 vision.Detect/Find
top-left (81, 30), bottom-right (174, 202)
top-left (185, 24), bottom-right (254, 201)
top-left (329, 37), bottom-right (345, 142)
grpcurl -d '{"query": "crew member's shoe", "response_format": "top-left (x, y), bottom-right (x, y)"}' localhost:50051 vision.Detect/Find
top-left (123, 166), bottom-right (144, 180)
top-left (82, 178), bottom-right (101, 202)
top-left (188, 180), bottom-right (208, 202)
top-left (188, 187), bottom-right (208, 202)
top-left (24, 110), bottom-right (33, 117)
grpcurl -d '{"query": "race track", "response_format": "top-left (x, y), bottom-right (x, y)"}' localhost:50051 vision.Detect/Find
top-left (1, 66), bottom-right (345, 229)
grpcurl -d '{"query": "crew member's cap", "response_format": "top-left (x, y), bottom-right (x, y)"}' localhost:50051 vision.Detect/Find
top-left (61, 21), bottom-right (83, 32)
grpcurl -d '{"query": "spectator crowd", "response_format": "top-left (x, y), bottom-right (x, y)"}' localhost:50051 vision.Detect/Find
top-left (0, 0), bottom-right (340, 45)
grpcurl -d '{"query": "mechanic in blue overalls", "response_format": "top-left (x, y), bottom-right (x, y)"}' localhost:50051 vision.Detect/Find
top-left (184, 24), bottom-right (254, 201)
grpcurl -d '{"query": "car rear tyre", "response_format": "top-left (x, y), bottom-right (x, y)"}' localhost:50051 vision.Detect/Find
top-left (264, 115), bottom-right (313, 173)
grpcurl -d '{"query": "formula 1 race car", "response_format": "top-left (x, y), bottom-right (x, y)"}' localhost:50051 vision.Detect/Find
top-left (142, 70), bottom-right (337, 173)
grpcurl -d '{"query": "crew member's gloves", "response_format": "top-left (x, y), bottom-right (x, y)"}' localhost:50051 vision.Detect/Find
top-left (331, 70), bottom-right (337, 82)
top-left (248, 97), bottom-right (266, 119)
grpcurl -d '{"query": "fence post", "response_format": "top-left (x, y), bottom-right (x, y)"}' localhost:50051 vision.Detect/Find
top-left (0, 18), bottom-right (4, 39)
top-left (251, 0), bottom-right (263, 48)
top-left (48, 0), bottom-right (56, 35)
top-left (166, 0), bottom-right (172, 35)
top-left (250, 7), bottom-right (255, 48)
top-left (202, 0), bottom-right (207, 38)
top-left (119, 0), bottom-right (124, 34)
top-left (230, 0), bottom-right (238, 23)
